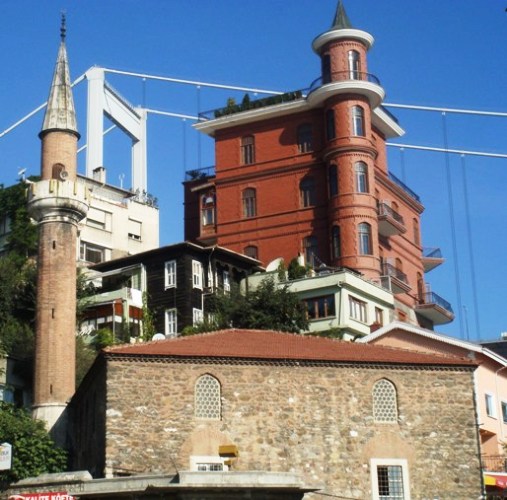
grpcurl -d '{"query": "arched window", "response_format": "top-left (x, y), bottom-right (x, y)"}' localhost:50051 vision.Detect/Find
top-left (322, 54), bottom-right (331, 84)
top-left (355, 162), bottom-right (369, 193)
top-left (297, 123), bottom-right (313, 153)
top-left (332, 226), bottom-right (341, 259)
top-left (348, 50), bottom-right (360, 80)
top-left (417, 272), bottom-right (424, 302)
top-left (413, 218), bottom-right (420, 246)
top-left (326, 109), bottom-right (336, 141)
top-left (300, 177), bottom-right (316, 207)
top-left (328, 164), bottom-right (338, 197)
top-left (244, 245), bottom-right (258, 260)
top-left (358, 222), bottom-right (372, 255)
top-left (395, 258), bottom-right (403, 272)
top-left (303, 235), bottom-right (318, 267)
top-left (242, 188), bottom-right (256, 218)
top-left (352, 105), bottom-right (365, 136)
top-left (195, 374), bottom-right (221, 420)
top-left (372, 379), bottom-right (398, 423)
top-left (241, 135), bottom-right (255, 165)
top-left (201, 192), bottom-right (216, 226)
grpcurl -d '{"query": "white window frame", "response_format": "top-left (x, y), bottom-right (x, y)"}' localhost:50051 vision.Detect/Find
top-left (349, 295), bottom-right (368, 323)
top-left (192, 260), bottom-right (203, 289)
top-left (223, 270), bottom-right (231, 292)
top-left (485, 392), bottom-right (497, 418)
top-left (371, 458), bottom-right (410, 500)
top-left (190, 455), bottom-right (229, 472)
top-left (165, 308), bottom-right (177, 337)
top-left (193, 308), bottom-right (204, 326)
top-left (164, 260), bottom-right (177, 289)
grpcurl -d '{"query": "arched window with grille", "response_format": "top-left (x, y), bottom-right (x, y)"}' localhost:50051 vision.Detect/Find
top-left (297, 123), bottom-right (313, 153)
top-left (372, 378), bottom-right (398, 423)
top-left (195, 374), bottom-right (221, 420)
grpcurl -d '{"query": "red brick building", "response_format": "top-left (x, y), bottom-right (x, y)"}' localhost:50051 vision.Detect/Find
top-left (184, 2), bottom-right (452, 329)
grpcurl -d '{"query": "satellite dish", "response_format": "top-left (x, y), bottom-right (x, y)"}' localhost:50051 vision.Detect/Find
top-left (266, 257), bottom-right (284, 272)
top-left (152, 333), bottom-right (166, 341)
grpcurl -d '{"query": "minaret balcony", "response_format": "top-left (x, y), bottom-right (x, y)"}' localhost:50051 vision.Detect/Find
top-left (377, 202), bottom-right (406, 237)
top-left (415, 290), bottom-right (454, 325)
top-left (307, 71), bottom-right (385, 109)
top-left (380, 263), bottom-right (411, 294)
top-left (27, 179), bottom-right (90, 224)
top-left (422, 247), bottom-right (445, 272)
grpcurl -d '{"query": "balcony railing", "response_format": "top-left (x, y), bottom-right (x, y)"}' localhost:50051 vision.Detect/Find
top-left (423, 247), bottom-right (443, 259)
top-left (387, 172), bottom-right (421, 202)
top-left (308, 71), bottom-right (381, 94)
top-left (198, 90), bottom-right (306, 121)
top-left (419, 291), bottom-right (453, 314)
top-left (185, 166), bottom-right (216, 181)
top-left (378, 202), bottom-right (404, 225)
top-left (381, 263), bottom-right (408, 284)
top-left (482, 455), bottom-right (507, 472)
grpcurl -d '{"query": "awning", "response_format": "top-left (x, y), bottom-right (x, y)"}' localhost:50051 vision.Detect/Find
top-left (485, 473), bottom-right (507, 489)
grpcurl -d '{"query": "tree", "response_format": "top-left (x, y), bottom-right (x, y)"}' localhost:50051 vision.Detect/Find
top-left (184, 277), bottom-right (309, 335)
top-left (0, 402), bottom-right (67, 490)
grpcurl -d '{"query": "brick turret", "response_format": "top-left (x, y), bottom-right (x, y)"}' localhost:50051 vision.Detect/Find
top-left (29, 16), bottom-right (89, 439)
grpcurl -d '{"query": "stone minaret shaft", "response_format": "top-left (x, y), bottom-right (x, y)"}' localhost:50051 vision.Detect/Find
top-left (29, 17), bottom-right (89, 433)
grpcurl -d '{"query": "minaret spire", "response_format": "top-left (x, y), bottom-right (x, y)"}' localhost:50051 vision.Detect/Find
top-left (332, 0), bottom-right (352, 29)
top-left (40, 14), bottom-right (79, 139)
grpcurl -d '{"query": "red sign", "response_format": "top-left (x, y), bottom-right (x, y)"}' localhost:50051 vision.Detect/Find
top-left (9, 494), bottom-right (74, 500)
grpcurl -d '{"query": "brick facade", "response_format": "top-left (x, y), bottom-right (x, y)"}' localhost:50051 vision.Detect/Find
top-left (184, 9), bottom-right (436, 324)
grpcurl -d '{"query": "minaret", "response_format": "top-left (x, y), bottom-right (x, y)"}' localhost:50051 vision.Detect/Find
top-left (311, 1), bottom-right (384, 279)
top-left (28, 16), bottom-right (90, 437)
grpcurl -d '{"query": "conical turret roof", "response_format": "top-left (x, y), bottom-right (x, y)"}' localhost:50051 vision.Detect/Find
top-left (40, 15), bottom-right (79, 138)
top-left (331, 0), bottom-right (352, 29)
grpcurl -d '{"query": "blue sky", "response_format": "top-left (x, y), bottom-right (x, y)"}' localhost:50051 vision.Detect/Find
top-left (1, 0), bottom-right (507, 341)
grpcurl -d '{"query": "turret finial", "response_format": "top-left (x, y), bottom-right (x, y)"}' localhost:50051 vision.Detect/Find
top-left (60, 11), bottom-right (66, 41)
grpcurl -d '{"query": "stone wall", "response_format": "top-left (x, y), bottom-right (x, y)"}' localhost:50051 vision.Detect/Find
top-left (84, 357), bottom-right (481, 499)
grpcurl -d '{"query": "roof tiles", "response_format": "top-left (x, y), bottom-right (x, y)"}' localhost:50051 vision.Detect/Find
top-left (106, 329), bottom-right (476, 367)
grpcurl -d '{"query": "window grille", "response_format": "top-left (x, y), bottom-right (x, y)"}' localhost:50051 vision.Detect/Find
top-left (195, 374), bottom-right (221, 420)
top-left (373, 379), bottom-right (398, 423)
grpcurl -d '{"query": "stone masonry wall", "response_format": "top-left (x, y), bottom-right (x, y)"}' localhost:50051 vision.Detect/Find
top-left (101, 359), bottom-right (481, 499)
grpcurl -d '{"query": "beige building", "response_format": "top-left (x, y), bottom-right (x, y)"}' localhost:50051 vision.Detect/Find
top-left (69, 329), bottom-right (482, 499)
top-left (77, 169), bottom-right (159, 265)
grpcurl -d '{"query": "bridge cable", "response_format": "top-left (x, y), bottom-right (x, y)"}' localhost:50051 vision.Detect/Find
top-left (442, 112), bottom-right (465, 337)
top-left (461, 154), bottom-right (482, 340)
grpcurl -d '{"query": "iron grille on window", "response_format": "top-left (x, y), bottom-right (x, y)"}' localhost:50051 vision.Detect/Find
top-left (377, 465), bottom-right (404, 499)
